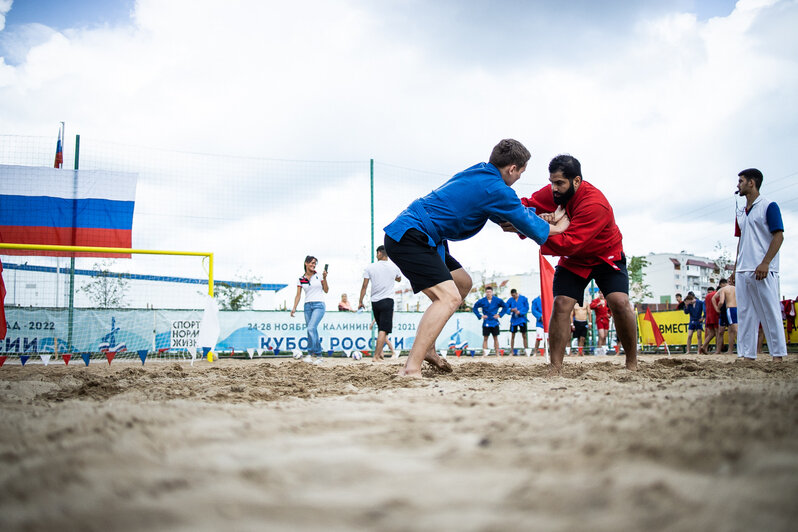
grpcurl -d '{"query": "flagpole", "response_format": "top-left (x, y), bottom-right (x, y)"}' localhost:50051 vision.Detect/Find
top-left (56, 122), bottom-right (65, 309)
top-left (67, 134), bottom-right (80, 350)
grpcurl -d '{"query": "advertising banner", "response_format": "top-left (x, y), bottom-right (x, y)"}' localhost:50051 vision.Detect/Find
top-left (3, 308), bottom-right (532, 354)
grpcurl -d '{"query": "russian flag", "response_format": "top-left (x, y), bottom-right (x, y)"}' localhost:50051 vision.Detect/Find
top-left (0, 165), bottom-right (138, 257)
top-left (54, 124), bottom-right (64, 169)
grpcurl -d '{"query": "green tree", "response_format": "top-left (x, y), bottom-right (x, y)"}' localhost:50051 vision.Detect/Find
top-left (628, 255), bottom-right (652, 304)
top-left (79, 260), bottom-right (130, 308)
top-left (714, 241), bottom-right (732, 271)
top-left (213, 271), bottom-right (262, 310)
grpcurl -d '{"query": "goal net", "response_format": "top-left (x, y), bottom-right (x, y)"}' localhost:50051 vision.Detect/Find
top-left (1, 244), bottom-right (217, 365)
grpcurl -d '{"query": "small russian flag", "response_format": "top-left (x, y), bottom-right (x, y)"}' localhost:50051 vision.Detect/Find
top-left (54, 122), bottom-right (63, 169)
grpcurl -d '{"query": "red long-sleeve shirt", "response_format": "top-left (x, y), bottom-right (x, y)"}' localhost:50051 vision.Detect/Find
top-left (522, 181), bottom-right (624, 278)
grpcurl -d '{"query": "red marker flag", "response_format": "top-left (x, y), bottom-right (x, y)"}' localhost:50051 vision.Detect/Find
top-left (643, 307), bottom-right (666, 346)
top-left (0, 259), bottom-right (6, 340)
top-left (538, 250), bottom-right (555, 333)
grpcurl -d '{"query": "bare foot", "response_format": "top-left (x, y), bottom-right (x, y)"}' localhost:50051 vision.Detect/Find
top-left (625, 355), bottom-right (638, 371)
top-left (424, 351), bottom-right (453, 373)
top-left (545, 364), bottom-right (562, 377)
top-left (397, 367), bottom-right (423, 378)
top-left (772, 356), bottom-right (784, 362)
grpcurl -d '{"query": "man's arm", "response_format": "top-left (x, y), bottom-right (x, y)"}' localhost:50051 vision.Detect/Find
top-left (712, 289), bottom-right (724, 313)
top-left (358, 278), bottom-right (369, 309)
top-left (473, 300), bottom-right (483, 319)
top-left (531, 299), bottom-right (542, 320)
top-left (756, 231), bottom-right (784, 280)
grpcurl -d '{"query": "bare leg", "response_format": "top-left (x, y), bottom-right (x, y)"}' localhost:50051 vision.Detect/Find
top-left (510, 332), bottom-right (516, 354)
top-left (598, 329), bottom-right (607, 348)
top-left (547, 295), bottom-right (576, 376)
top-left (701, 327), bottom-right (715, 354)
top-left (373, 331), bottom-right (388, 361)
top-left (522, 332), bottom-right (528, 349)
top-left (716, 326), bottom-right (726, 354)
top-left (400, 280), bottom-right (463, 377)
top-left (493, 334), bottom-right (500, 355)
top-left (606, 292), bottom-right (638, 370)
top-left (686, 330), bottom-right (694, 354)
top-left (728, 324), bottom-right (737, 355)
top-left (386, 338), bottom-right (397, 358)
top-left (482, 336), bottom-right (489, 352)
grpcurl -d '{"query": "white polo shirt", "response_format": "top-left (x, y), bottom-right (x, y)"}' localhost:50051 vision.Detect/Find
top-left (735, 195), bottom-right (783, 273)
top-left (298, 274), bottom-right (325, 303)
top-left (364, 260), bottom-right (401, 302)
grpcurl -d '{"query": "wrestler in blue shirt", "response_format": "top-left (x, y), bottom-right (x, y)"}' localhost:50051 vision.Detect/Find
top-left (683, 297), bottom-right (704, 329)
top-left (382, 139), bottom-right (558, 377)
top-left (473, 292), bottom-right (507, 328)
top-left (531, 296), bottom-right (544, 328)
top-left (384, 162), bottom-right (550, 257)
top-left (506, 293), bottom-right (530, 327)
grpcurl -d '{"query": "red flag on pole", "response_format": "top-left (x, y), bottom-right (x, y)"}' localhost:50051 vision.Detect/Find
top-left (0, 259), bottom-right (6, 340)
top-left (539, 250), bottom-right (555, 333)
top-left (643, 307), bottom-right (666, 346)
top-left (54, 123), bottom-right (64, 169)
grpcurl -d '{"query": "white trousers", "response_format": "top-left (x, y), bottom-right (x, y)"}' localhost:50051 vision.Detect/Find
top-left (736, 271), bottom-right (787, 358)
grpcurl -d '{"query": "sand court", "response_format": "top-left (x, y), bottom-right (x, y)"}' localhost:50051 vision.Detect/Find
top-left (1, 355), bottom-right (797, 531)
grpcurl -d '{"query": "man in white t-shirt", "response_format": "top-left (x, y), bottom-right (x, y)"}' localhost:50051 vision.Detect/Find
top-left (359, 245), bottom-right (402, 361)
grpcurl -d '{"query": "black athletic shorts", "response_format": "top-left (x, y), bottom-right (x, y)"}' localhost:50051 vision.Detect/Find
top-left (510, 323), bottom-right (528, 334)
top-left (372, 298), bottom-right (394, 334)
top-left (553, 255), bottom-right (629, 302)
top-left (384, 229), bottom-right (463, 293)
top-left (572, 319), bottom-right (588, 338)
top-left (482, 325), bottom-right (500, 337)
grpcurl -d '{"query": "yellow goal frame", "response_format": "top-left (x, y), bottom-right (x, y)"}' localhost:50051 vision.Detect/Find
top-left (0, 243), bottom-right (214, 295)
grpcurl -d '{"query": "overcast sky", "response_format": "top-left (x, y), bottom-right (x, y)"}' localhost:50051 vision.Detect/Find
top-left (1, 0), bottom-right (796, 303)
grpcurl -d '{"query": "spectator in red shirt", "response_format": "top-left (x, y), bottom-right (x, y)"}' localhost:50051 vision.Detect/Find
top-left (589, 291), bottom-right (612, 350)
top-left (505, 154), bottom-right (638, 375)
top-left (701, 284), bottom-right (721, 354)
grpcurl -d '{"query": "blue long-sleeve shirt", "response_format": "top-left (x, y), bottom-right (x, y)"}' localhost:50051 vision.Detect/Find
top-left (683, 300), bottom-right (704, 323)
top-left (473, 296), bottom-right (507, 328)
top-left (505, 295), bottom-right (530, 326)
top-left (384, 163), bottom-right (550, 259)
top-left (531, 296), bottom-right (543, 328)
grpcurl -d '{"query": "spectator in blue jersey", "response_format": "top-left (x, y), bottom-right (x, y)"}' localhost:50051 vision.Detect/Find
top-left (683, 291), bottom-right (705, 354)
top-left (506, 288), bottom-right (530, 355)
top-left (384, 139), bottom-right (568, 377)
top-left (473, 286), bottom-right (508, 355)
top-left (531, 295), bottom-right (545, 355)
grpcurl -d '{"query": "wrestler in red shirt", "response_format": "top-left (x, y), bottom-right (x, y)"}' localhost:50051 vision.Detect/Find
top-left (511, 154), bottom-right (638, 374)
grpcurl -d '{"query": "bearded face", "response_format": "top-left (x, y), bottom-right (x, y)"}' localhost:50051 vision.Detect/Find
top-left (552, 179), bottom-right (575, 205)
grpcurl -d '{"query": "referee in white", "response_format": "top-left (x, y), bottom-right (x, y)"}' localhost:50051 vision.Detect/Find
top-left (731, 168), bottom-right (786, 360)
top-left (359, 245), bottom-right (402, 361)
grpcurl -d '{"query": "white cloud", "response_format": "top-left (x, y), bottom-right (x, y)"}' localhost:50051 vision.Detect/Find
top-left (0, 0), bottom-right (11, 32)
top-left (0, 0), bottom-right (796, 299)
